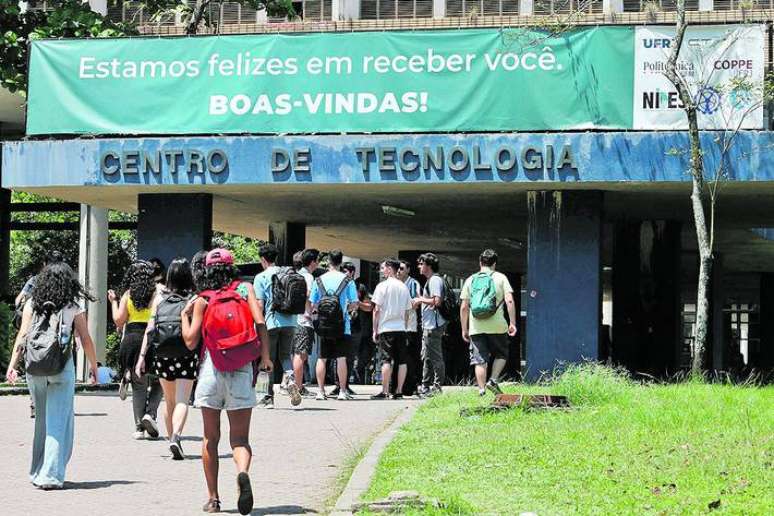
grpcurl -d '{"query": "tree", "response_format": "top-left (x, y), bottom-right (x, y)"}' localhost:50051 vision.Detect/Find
top-left (110, 0), bottom-right (295, 35)
top-left (0, 0), bottom-right (135, 95)
top-left (664, 3), bottom-right (773, 375)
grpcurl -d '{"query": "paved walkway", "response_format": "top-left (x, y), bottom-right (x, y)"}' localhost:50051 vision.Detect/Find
top-left (0, 385), bottom-right (419, 515)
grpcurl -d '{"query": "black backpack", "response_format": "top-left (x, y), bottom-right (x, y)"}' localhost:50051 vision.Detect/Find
top-left (313, 277), bottom-right (349, 339)
top-left (271, 267), bottom-right (308, 315)
top-left (152, 292), bottom-right (191, 359)
top-left (426, 275), bottom-right (460, 324)
top-left (24, 304), bottom-right (70, 376)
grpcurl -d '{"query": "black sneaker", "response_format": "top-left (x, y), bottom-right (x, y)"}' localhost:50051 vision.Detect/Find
top-left (170, 435), bottom-right (185, 460)
top-left (370, 392), bottom-right (388, 400)
top-left (236, 472), bottom-right (253, 515)
top-left (486, 379), bottom-right (503, 395)
top-left (330, 386), bottom-right (341, 396)
top-left (391, 393), bottom-right (404, 400)
top-left (346, 386), bottom-right (357, 396)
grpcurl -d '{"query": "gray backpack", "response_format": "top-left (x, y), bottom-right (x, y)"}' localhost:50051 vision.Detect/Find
top-left (24, 304), bottom-right (70, 376)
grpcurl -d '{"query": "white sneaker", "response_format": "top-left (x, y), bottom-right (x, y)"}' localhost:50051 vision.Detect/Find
top-left (132, 430), bottom-right (145, 440)
top-left (141, 414), bottom-right (160, 439)
top-left (287, 382), bottom-right (302, 407)
top-left (337, 391), bottom-right (347, 401)
top-left (344, 391), bottom-right (355, 400)
top-left (315, 390), bottom-right (327, 401)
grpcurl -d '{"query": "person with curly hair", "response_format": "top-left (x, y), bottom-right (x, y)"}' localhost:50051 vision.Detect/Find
top-left (108, 260), bottom-right (162, 440)
top-left (182, 249), bottom-right (272, 515)
top-left (191, 250), bottom-right (209, 294)
top-left (5, 261), bottom-right (99, 489)
top-left (135, 257), bottom-right (198, 460)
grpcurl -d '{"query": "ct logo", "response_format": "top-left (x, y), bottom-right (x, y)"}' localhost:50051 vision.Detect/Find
top-left (694, 87), bottom-right (722, 115)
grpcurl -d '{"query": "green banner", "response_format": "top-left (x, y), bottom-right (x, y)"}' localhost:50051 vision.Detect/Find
top-left (27, 27), bottom-right (633, 135)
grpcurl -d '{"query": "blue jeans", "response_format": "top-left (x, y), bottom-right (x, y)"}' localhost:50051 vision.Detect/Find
top-left (27, 357), bottom-right (75, 487)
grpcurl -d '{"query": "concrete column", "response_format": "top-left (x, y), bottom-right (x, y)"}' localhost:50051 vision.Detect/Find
top-left (88, 0), bottom-right (108, 15)
top-left (77, 205), bottom-right (108, 381)
top-left (602, 0), bottom-right (623, 13)
top-left (334, 0), bottom-right (360, 20)
top-left (698, 0), bottom-right (713, 11)
top-left (137, 194), bottom-right (212, 266)
top-left (756, 274), bottom-right (774, 371)
top-left (0, 187), bottom-right (9, 299)
top-left (433, 0), bottom-right (445, 19)
top-left (518, 0), bottom-right (533, 15)
top-left (268, 222), bottom-right (305, 267)
top-left (526, 191), bottom-right (602, 381)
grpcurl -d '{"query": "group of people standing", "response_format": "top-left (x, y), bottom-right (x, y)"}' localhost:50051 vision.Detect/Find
top-left (4, 242), bottom-right (517, 514)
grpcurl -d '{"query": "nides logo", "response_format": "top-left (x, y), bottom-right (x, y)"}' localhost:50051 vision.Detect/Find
top-left (643, 39), bottom-right (672, 49)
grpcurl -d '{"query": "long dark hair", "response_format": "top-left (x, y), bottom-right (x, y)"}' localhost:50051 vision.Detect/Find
top-left (191, 250), bottom-right (208, 293)
top-left (166, 257), bottom-right (193, 295)
top-left (121, 261), bottom-right (155, 310)
top-left (199, 263), bottom-right (239, 292)
top-left (31, 262), bottom-right (94, 313)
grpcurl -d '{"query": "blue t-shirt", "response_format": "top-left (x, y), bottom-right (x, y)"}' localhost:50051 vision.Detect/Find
top-left (254, 266), bottom-right (298, 330)
top-left (309, 270), bottom-right (358, 336)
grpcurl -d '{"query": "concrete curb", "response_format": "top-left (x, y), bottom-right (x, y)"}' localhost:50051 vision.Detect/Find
top-left (331, 402), bottom-right (422, 515)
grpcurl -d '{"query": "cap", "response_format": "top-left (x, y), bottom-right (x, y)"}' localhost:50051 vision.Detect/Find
top-left (205, 248), bottom-right (234, 266)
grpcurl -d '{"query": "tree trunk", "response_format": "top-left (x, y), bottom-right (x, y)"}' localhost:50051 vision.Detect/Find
top-left (185, 0), bottom-right (210, 35)
top-left (665, 0), bottom-right (714, 376)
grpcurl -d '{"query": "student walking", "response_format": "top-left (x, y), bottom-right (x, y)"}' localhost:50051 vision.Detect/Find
top-left (291, 248), bottom-right (320, 398)
top-left (460, 249), bottom-right (517, 396)
top-left (398, 260), bottom-right (422, 394)
top-left (135, 257), bottom-right (198, 459)
top-left (254, 243), bottom-right (302, 409)
top-left (109, 260), bottom-right (162, 440)
top-left (354, 283), bottom-right (374, 384)
top-left (5, 261), bottom-right (99, 489)
top-left (181, 248), bottom-right (272, 515)
top-left (414, 253), bottom-right (447, 396)
top-left (309, 249), bottom-right (358, 401)
top-left (370, 259), bottom-right (413, 399)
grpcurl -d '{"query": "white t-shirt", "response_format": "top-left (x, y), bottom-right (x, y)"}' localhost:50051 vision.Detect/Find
top-left (371, 277), bottom-right (413, 334)
top-left (297, 267), bottom-right (314, 328)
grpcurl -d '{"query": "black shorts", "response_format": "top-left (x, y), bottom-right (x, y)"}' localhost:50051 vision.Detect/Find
top-left (377, 332), bottom-right (408, 366)
top-left (320, 335), bottom-right (351, 360)
top-left (469, 333), bottom-right (510, 365)
top-left (293, 326), bottom-right (315, 356)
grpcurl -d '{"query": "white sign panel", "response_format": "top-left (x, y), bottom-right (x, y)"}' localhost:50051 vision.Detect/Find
top-left (633, 24), bottom-right (765, 130)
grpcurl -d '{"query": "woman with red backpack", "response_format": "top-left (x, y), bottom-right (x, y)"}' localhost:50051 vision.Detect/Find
top-left (181, 248), bottom-right (272, 515)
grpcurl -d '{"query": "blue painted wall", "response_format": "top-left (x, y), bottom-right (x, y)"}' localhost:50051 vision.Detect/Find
top-left (3, 131), bottom-right (774, 188)
top-left (526, 191), bottom-right (602, 381)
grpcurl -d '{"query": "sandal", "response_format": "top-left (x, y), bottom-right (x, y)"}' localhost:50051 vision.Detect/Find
top-left (202, 498), bottom-right (221, 513)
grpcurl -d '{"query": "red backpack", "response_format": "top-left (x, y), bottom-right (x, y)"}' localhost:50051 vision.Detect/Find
top-left (199, 281), bottom-right (260, 372)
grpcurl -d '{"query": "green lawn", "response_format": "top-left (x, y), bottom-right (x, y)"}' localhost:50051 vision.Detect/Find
top-left (361, 366), bottom-right (774, 515)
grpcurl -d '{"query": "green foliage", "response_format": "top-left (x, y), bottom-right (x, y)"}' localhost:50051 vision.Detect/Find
top-left (9, 192), bottom-right (135, 298)
top-left (0, 302), bottom-right (13, 372)
top-left (0, 0), bottom-right (135, 95)
top-left (363, 367), bottom-right (774, 515)
top-left (104, 331), bottom-right (121, 370)
top-left (212, 231), bottom-right (265, 264)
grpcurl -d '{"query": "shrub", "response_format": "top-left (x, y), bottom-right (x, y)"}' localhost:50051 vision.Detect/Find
top-left (549, 362), bottom-right (634, 406)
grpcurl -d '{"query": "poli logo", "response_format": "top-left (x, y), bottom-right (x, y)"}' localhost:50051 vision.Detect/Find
top-left (729, 88), bottom-right (753, 110)
top-left (694, 87), bottom-right (721, 115)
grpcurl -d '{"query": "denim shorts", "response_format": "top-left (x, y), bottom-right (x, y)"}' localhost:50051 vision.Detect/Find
top-left (194, 352), bottom-right (256, 411)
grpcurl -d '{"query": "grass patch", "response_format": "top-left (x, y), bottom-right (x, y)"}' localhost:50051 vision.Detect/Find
top-left (361, 364), bottom-right (774, 515)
